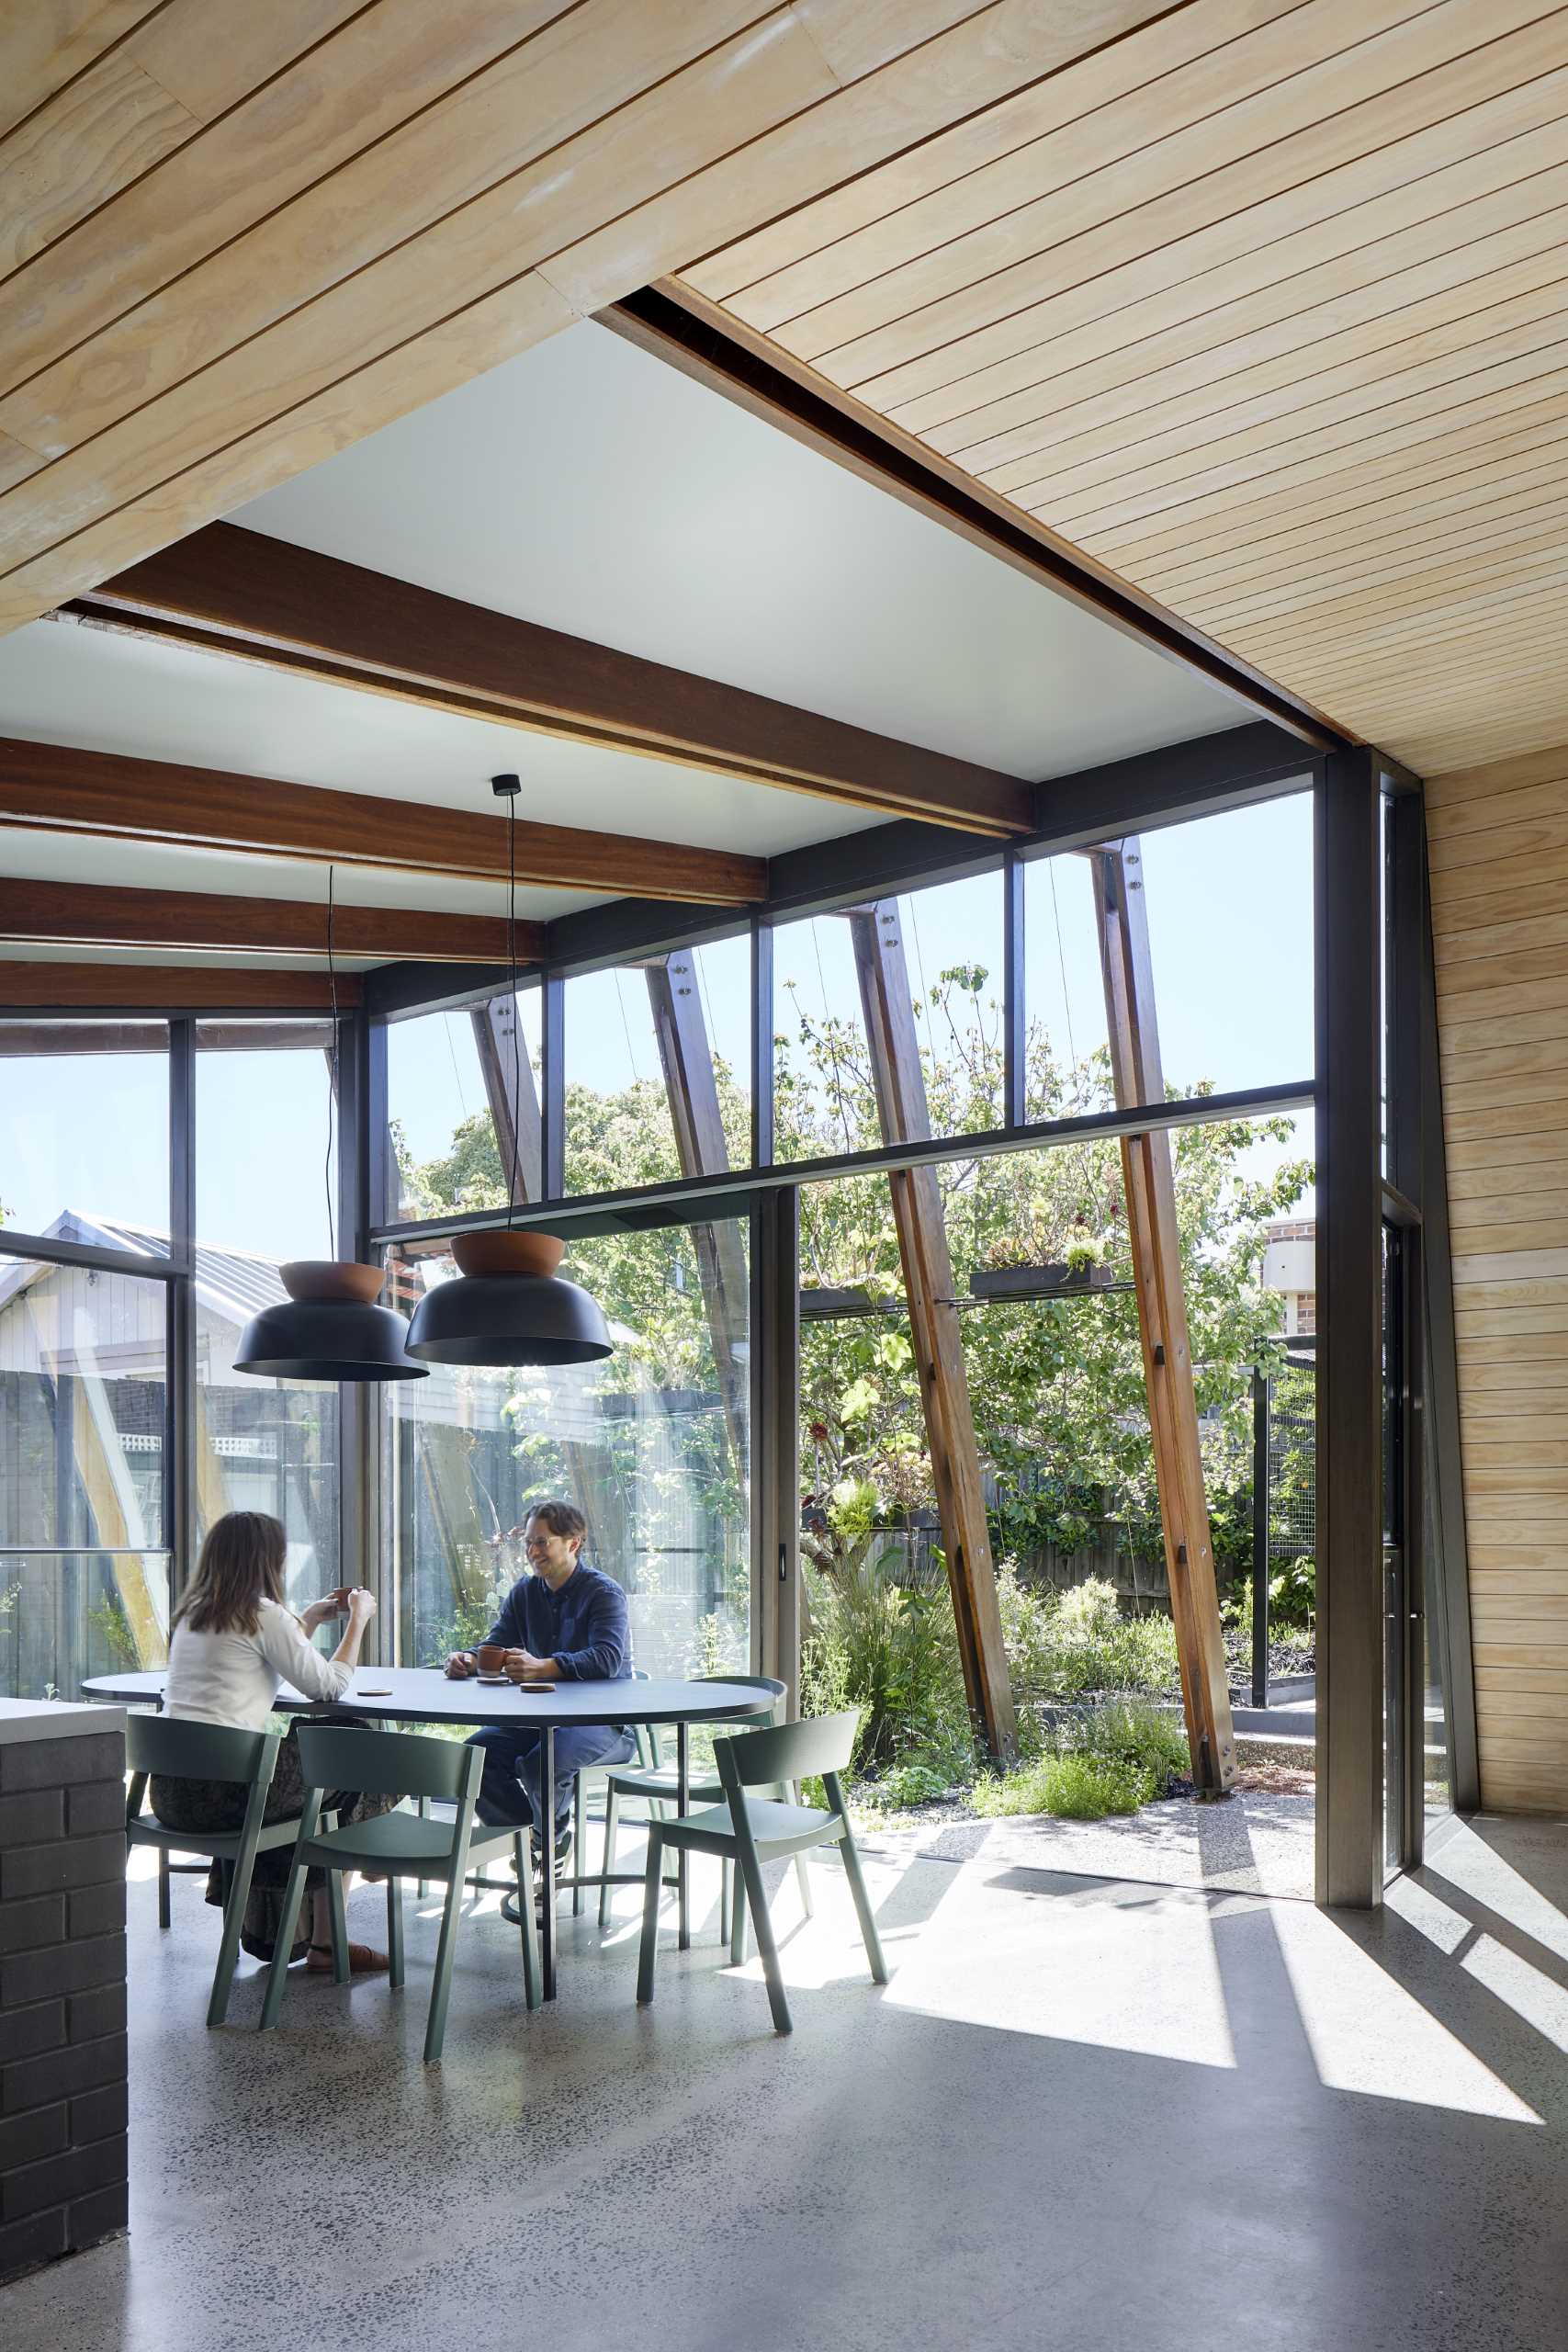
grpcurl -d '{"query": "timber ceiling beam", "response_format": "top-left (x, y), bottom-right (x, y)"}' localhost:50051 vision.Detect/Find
top-left (0, 877), bottom-right (539, 966)
top-left (73, 523), bottom-right (1032, 835)
top-left (0, 965), bottom-right (362, 1010)
top-left (0, 736), bottom-right (765, 905)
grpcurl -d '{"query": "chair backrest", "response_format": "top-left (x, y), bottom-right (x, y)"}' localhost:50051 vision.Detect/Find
top-left (127, 1713), bottom-right (279, 1790)
top-left (294, 1721), bottom-right (482, 1807)
top-left (715, 1709), bottom-right (860, 1795)
top-left (698, 1673), bottom-right (787, 1729)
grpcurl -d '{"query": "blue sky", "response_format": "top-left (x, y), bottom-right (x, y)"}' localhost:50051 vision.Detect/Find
top-left (2, 793), bottom-right (1315, 1257)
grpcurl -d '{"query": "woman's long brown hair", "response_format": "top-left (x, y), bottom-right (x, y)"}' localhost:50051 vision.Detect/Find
top-left (172, 1511), bottom-right (288, 1636)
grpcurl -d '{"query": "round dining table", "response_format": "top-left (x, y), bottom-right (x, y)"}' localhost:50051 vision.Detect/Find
top-left (81, 1667), bottom-right (778, 2001)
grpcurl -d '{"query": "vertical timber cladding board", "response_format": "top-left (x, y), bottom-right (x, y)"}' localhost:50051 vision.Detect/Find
top-left (1428, 741), bottom-right (1568, 1815)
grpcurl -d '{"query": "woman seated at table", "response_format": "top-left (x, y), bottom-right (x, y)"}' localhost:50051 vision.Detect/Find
top-left (151, 1509), bottom-right (397, 1974)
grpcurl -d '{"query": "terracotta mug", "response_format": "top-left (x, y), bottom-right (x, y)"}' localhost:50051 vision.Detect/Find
top-left (330, 1587), bottom-right (353, 1614)
top-left (476, 1645), bottom-right (504, 1676)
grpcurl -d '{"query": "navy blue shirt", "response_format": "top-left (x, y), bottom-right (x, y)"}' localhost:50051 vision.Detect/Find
top-left (483, 1564), bottom-right (631, 1683)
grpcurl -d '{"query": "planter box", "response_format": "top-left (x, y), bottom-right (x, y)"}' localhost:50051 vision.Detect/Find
top-left (969, 1262), bottom-right (1117, 1301)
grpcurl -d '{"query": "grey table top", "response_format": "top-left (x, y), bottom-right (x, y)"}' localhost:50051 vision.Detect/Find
top-left (79, 1667), bottom-right (777, 1731)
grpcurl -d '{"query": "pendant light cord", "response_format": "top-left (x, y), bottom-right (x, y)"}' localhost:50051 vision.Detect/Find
top-left (507, 796), bottom-right (521, 1227)
top-left (326, 863), bottom-right (339, 1260)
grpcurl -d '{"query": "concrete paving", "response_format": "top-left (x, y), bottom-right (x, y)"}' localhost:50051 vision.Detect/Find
top-left (864, 1789), bottom-right (1317, 1900)
top-left (2, 1810), bottom-right (1565, 2352)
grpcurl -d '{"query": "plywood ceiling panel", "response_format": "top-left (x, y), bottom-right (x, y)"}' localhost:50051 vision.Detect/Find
top-left (676, 0), bottom-right (1568, 775)
top-left (0, 0), bottom-right (1187, 634)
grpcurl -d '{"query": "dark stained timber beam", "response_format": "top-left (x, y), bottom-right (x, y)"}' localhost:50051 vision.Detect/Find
top-left (0, 964), bottom-right (362, 1009)
top-left (75, 521), bottom-right (1033, 836)
top-left (0, 876), bottom-right (538, 964)
top-left (0, 734), bottom-right (765, 905)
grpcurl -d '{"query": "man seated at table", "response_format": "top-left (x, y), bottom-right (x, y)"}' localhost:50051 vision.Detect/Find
top-left (445, 1499), bottom-right (634, 1899)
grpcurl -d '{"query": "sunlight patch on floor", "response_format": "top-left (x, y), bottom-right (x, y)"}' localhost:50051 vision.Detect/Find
top-left (1427, 1819), bottom-right (1568, 1964)
top-left (1271, 1902), bottom-right (1541, 2122)
top-left (1461, 1932), bottom-right (1568, 2057)
top-left (883, 1868), bottom-right (1238, 2068)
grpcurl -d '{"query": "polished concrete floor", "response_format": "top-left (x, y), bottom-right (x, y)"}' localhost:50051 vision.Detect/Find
top-left (4, 1808), bottom-right (1567, 2352)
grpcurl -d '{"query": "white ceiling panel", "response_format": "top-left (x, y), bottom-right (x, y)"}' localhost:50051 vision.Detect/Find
top-left (0, 824), bottom-right (585, 922)
top-left (236, 318), bottom-right (1247, 781)
top-left (0, 613), bottom-right (886, 861)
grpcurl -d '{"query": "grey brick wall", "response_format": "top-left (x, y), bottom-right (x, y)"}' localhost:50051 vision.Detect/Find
top-left (0, 1730), bottom-right (128, 2284)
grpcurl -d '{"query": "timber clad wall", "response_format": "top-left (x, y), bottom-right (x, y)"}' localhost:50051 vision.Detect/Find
top-left (1428, 743), bottom-right (1568, 1815)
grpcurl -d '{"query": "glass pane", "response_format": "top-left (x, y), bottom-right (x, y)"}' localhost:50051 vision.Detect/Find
top-left (0, 1254), bottom-right (171, 1693)
top-left (193, 1018), bottom-right (341, 1607)
top-left (565, 937), bottom-right (750, 1194)
top-left (385, 988), bottom-right (541, 1217)
top-left (774, 872), bottom-right (1004, 1160)
top-left (1421, 1514), bottom-right (1453, 1826)
top-left (1136, 792), bottom-right (1314, 1097)
top-left (194, 1377), bottom-right (340, 1614)
top-left (1022, 850), bottom-right (1111, 1118)
top-left (798, 1108), bottom-right (1314, 1772)
top-left (0, 1018), bottom-right (169, 1240)
top-left (0, 1551), bottom-right (171, 1702)
top-left (196, 1018), bottom-right (336, 1261)
top-left (383, 1219), bottom-right (750, 1678)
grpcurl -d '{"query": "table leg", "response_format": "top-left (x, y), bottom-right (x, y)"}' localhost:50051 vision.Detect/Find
top-left (677, 1720), bottom-right (690, 1952)
top-left (541, 1725), bottom-right (557, 2003)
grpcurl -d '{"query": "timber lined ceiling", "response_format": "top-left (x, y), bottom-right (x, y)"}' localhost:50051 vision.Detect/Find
top-left (0, 0), bottom-right (1202, 639)
top-left (8, 1), bottom-right (1566, 777)
top-left (676, 0), bottom-right (1568, 777)
top-left (1427, 742), bottom-right (1568, 1815)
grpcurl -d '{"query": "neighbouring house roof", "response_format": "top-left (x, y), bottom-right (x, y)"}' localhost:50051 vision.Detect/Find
top-left (0, 1211), bottom-right (286, 1330)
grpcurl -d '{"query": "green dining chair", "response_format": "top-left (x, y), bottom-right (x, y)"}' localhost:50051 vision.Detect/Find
top-left (568, 1665), bottom-right (657, 1919)
top-left (259, 1722), bottom-right (541, 2064)
top-left (636, 1710), bottom-right (886, 2036)
top-left (597, 1674), bottom-right (797, 1936)
top-left (125, 1714), bottom-right (299, 2030)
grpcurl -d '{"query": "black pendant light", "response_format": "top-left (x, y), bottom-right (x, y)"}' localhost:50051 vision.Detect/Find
top-left (404, 775), bottom-right (612, 1371)
top-left (235, 870), bottom-right (426, 1383)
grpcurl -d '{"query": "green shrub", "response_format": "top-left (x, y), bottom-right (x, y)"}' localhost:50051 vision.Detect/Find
top-left (998, 1567), bottom-right (1180, 1703)
top-left (801, 1549), bottom-right (968, 1770)
top-left (969, 1698), bottom-right (1188, 1822)
top-left (972, 1750), bottom-right (1147, 1819)
top-left (874, 1756), bottom-right (955, 1810)
top-left (1075, 1697), bottom-right (1190, 1788)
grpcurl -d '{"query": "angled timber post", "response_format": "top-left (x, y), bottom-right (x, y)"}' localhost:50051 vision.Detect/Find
top-left (471, 992), bottom-right (543, 1204)
top-left (1090, 841), bottom-right (1236, 1796)
top-left (847, 901), bottom-right (1017, 1763)
top-left (643, 953), bottom-right (750, 1483)
top-left (468, 993), bottom-right (620, 1571)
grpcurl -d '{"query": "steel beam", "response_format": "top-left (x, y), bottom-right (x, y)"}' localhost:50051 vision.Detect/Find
top-left (1315, 747), bottom-right (1384, 1908)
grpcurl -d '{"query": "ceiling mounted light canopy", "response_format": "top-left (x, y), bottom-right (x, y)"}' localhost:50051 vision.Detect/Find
top-left (401, 775), bottom-right (614, 1371)
top-left (236, 1260), bottom-right (427, 1381)
top-left (235, 866), bottom-right (425, 1383)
